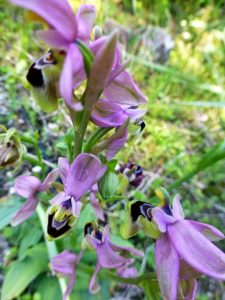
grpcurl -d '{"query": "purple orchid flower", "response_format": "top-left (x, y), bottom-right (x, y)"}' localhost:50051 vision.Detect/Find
top-left (51, 250), bottom-right (83, 300)
top-left (11, 168), bottom-right (59, 226)
top-left (84, 224), bottom-right (144, 293)
top-left (10, 0), bottom-right (96, 110)
top-left (120, 162), bottom-right (144, 188)
top-left (90, 41), bottom-right (147, 127)
top-left (152, 195), bottom-right (225, 300)
top-left (47, 153), bottom-right (106, 238)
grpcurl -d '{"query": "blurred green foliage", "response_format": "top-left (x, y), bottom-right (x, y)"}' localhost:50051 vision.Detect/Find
top-left (0, 0), bottom-right (225, 299)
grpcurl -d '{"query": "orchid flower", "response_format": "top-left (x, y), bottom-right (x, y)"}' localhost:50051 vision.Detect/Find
top-left (10, 0), bottom-right (96, 110)
top-left (51, 250), bottom-right (83, 300)
top-left (152, 195), bottom-right (225, 300)
top-left (120, 162), bottom-right (144, 188)
top-left (90, 40), bottom-right (147, 127)
top-left (47, 153), bottom-right (106, 239)
top-left (11, 168), bottom-right (59, 226)
top-left (83, 223), bottom-right (144, 293)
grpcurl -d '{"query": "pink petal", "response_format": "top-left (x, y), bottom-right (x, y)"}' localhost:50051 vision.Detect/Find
top-left (50, 192), bottom-right (65, 205)
top-left (97, 241), bottom-right (129, 269)
top-left (86, 32), bottom-right (118, 104)
top-left (168, 220), bottom-right (225, 280)
top-left (58, 157), bottom-right (70, 186)
top-left (89, 261), bottom-right (101, 294)
top-left (71, 200), bottom-right (83, 218)
top-left (36, 30), bottom-right (69, 49)
top-left (90, 191), bottom-right (105, 221)
top-left (106, 125), bottom-right (128, 160)
top-left (188, 220), bottom-right (224, 241)
top-left (11, 196), bottom-right (38, 226)
top-left (91, 99), bottom-right (129, 127)
top-left (76, 4), bottom-right (96, 41)
top-left (10, 0), bottom-right (77, 41)
top-left (104, 70), bottom-right (147, 106)
top-left (155, 235), bottom-right (180, 300)
top-left (39, 168), bottom-right (59, 192)
top-left (152, 208), bottom-right (176, 233)
top-left (66, 153), bottom-right (105, 200)
top-left (14, 175), bottom-right (41, 198)
top-left (59, 44), bottom-right (84, 111)
top-left (172, 194), bottom-right (185, 220)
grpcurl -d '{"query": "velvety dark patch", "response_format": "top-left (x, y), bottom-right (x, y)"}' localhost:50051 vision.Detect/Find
top-left (47, 213), bottom-right (71, 238)
top-left (130, 201), bottom-right (145, 222)
top-left (84, 222), bottom-right (94, 236)
top-left (26, 63), bottom-right (44, 87)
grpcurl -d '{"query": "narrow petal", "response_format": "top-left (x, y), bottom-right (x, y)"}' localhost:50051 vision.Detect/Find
top-left (89, 261), bottom-right (101, 294)
top-left (155, 235), bottom-right (180, 300)
top-left (59, 44), bottom-right (84, 111)
top-left (106, 123), bottom-right (128, 161)
top-left (36, 30), bottom-right (69, 49)
top-left (86, 32), bottom-right (118, 104)
top-left (66, 153), bottom-right (105, 199)
top-left (50, 192), bottom-right (65, 205)
top-left (10, 0), bottom-right (77, 41)
top-left (97, 241), bottom-right (129, 269)
top-left (104, 70), bottom-right (147, 106)
top-left (39, 168), bottom-right (59, 192)
top-left (11, 196), bottom-right (38, 226)
top-left (58, 157), bottom-right (70, 186)
top-left (71, 200), bottom-right (83, 218)
top-left (172, 194), bottom-right (185, 220)
top-left (168, 220), bottom-right (225, 280)
top-left (152, 208), bottom-right (176, 233)
top-left (110, 242), bottom-right (144, 257)
top-left (76, 4), bottom-right (96, 41)
top-left (125, 106), bottom-right (147, 122)
top-left (91, 99), bottom-right (129, 127)
top-left (189, 220), bottom-right (224, 241)
top-left (90, 191), bottom-right (105, 221)
top-left (14, 175), bottom-right (41, 198)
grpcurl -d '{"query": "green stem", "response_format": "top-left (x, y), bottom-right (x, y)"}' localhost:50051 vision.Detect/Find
top-left (20, 135), bottom-right (42, 162)
top-left (74, 108), bottom-right (91, 157)
top-left (83, 127), bottom-right (113, 152)
top-left (78, 262), bottom-right (156, 285)
top-left (36, 204), bottom-right (68, 299)
top-left (23, 153), bottom-right (56, 169)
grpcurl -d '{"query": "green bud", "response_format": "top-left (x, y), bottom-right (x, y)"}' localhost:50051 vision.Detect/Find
top-left (0, 126), bottom-right (25, 168)
top-left (98, 170), bottom-right (119, 199)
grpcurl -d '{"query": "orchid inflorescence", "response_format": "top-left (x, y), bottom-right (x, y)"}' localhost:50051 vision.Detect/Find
top-left (5, 0), bottom-right (225, 299)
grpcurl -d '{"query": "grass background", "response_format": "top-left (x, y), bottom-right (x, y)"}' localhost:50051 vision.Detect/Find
top-left (0, 0), bottom-right (225, 299)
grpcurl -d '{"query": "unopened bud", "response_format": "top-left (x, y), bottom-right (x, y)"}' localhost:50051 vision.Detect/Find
top-left (98, 170), bottom-right (119, 199)
top-left (0, 127), bottom-right (25, 168)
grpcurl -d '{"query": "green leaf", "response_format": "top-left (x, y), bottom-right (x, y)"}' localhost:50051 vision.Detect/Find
top-left (141, 279), bottom-right (161, 300)
top-left (18, 226), bottom-right (42, 260)
top-left (76, 40), bottom-right (94, 77)
top-left (169, 139), bottom-right (225, 190)
top-left (0, 196), bottom-right (22, 230)
top-left (36, 275), bottom-right (61, 300)
top-left (2, 243), bottom-right (48, 300)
